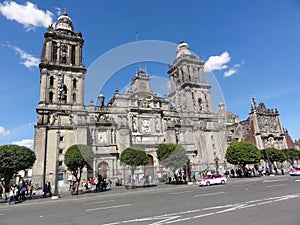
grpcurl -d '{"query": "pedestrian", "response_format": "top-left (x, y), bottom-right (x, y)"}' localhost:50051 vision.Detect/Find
top-left (192, 171), bottom-right (196, 182)
top-left (281, 166), bottom-right (284, 175)
top-left (29, 181), bottom-right (34, 199)
top-left (47, 181), bottom-right (52, 197)
top-left (7, 186), bottom-right (14, 205)
top-left (43, 183), bottom-right (48, 198)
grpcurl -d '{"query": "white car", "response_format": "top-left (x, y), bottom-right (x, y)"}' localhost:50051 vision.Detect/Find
top-left (197, 174), bottom-right (227, 186)
top-left (289, 167), bottom-right (300, 176)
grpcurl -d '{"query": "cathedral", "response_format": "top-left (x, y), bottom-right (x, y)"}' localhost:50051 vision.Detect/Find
top-left (32, 12), bottom-right (227, 186)
top-left (32, 12), bottom-right (295, 187)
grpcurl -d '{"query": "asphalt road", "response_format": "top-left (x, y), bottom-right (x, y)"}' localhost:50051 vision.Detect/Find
top-left (0, 175), bottom-right (299, 225)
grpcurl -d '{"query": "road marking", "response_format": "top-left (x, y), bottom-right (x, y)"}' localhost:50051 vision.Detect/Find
top-left (295, 180), bottom-right (300, 182)
top-left (103, 193), bottom-right (300, 225)
top-left (82, 199), bottom-right (116, 205)
top-left (0, 213), bottom-right (5, 216)
top-left (266, 184), bottom-right (286, 188)
top-left (194, 191), bottom-right (225, 198)
top-left (231, 184), bottom-right (249, 187)
top-left (85, 203), bottom-right (131, 212)
top-left (169, 190), bottom-right (193, 195)
top-left (263, 178), bottom-right (289, 183)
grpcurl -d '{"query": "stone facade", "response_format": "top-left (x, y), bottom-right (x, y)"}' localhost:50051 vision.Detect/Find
top-left (222, 96), bottom-right (295, 150)
top-left (32, 14), bottom-right (227, 186)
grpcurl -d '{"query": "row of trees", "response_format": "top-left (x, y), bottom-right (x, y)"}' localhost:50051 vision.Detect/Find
top-left (1, 142), bottom-right (299, 198)
top-left (225, 141), bottom-right (300, 171)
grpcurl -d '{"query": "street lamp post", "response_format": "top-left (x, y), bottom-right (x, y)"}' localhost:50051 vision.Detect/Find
top-left (215, 156), bottom-right (219, 172)
top-left (52, 72), bottom-right (64, 199)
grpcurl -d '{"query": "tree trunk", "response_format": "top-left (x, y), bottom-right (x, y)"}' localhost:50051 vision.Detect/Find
top-left (0, 181), bottom-right (6, 200)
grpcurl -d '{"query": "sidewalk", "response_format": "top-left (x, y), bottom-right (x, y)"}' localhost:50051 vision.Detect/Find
top-left (0, 174), bottom-right (289, 204)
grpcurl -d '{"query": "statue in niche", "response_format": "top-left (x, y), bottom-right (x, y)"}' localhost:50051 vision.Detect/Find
top-left (142, 119), bottom-right (150, 133)
top-left (132, 117), bottom-right (137, 132)
top-left (49, 113), bottom-right (57, 125)
top-left (155, 118), bottom-right (160, 133)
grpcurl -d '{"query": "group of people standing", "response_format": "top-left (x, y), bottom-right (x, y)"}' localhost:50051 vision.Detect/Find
top-left (7, 181), bottom-right (33, 205)
top-left (68, 175), bottom-right (111, 193)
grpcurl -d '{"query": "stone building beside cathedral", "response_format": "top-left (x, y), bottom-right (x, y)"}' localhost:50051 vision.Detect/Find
top-left (219, 97), bottom-right (295, 150)
top-left (32, 13), bottom-right (227, 186)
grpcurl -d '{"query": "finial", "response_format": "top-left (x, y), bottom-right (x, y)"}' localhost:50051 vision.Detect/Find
top-left (180, 40), bottom-right (184, 44)
top-left (63, 8), bottom-right (67, 15)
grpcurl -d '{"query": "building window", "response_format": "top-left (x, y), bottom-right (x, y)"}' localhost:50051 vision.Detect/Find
top-left (52, 42), bottom-right (57, 63)
top-left (49, 76), bottom-right (54, 87)
top-left (71, 45), bottom-right (76, 65)
top-left (72, 93), bottom-right (76, 102)
top-left (49, 91), bottom-right (53, 103)
top-left (58, 161), bottom-right (63, 167)
top-left (59, 136), bottom-right (64, 142)
top-left (58, 172), bottom-right (64, 181)
top-left (59, 148), bottom-right (63, 154)
top-left (72, 78), bottom-right (77, 89)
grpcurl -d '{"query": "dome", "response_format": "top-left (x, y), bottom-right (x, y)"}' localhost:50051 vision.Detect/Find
top-left (176, 40), bottom-right (192, 58)
top-left (55, 11), bottom-right (74, 31)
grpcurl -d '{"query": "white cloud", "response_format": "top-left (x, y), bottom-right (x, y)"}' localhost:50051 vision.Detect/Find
top-left (0, 126), bottom-right (10, 136)
top-left (12, 139), bottom-right (34, 149)
top-left (3, 43), bottom-right (39, 68)
top-left (55, 7), bottom-right (62, 16)
top-left (224, 68), bottom-right (237, 77)
top-left (13, 46), bottom-right (39, 68)
top-left (0, 1), bottom-right (53, 31)
top-left (204, 51), bottom-right (231, 72)
top-left (223, 61), bottom-right (245, 77)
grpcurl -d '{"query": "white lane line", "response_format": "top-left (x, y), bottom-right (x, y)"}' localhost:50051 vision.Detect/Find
top-left (169, 190), bottom-right (193, 195)
top-left (85, 203), bottom-right (131, 212)
top-left (194, 191), bottom-right (225, 198)
top-left (263, 178), bottom-right (289, 183)
top-left (266, 184), bottom-right (286, 188)
top-left (0, 213), bottom-right (5, 216)
top-left (193, 212), bottom-right (215, 219)
top-left (164, 217), bottom-right (192, 224)
top-left (82, 199), bottom-right (116, 206)
top-left (295, 180), bottom-right (300, 182)
top-left (231, 184), bottom-right (249, 187)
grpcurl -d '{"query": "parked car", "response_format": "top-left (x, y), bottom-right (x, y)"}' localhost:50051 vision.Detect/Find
top-left (289, 167), bottom-right (300, 176)
top-left (197, 173), bottom-right (227, 186)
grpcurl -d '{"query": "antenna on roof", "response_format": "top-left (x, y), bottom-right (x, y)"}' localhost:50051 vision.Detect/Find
top-left (136, 32), bottom-right (141, 72)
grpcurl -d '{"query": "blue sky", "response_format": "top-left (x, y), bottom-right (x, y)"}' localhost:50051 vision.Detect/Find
top-left (0, 0), bottom-right (300, 148)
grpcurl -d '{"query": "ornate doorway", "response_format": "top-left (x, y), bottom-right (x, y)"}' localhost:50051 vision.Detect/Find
top-left (144, 154), bottom-right (154, 178)
top-left (98, 161), bottom-right (109, 178)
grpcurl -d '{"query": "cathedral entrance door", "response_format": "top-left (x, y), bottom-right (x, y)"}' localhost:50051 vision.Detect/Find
top-left (144, 154), bottom-right (154, 181)
top-left (98, 161), bottom-right (109, 178)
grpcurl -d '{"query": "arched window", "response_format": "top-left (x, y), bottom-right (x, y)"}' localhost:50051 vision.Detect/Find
top-left (49, 76), bottom-right (54, 87)
top-left (72, 78), bottom-right (77, 89)
top-left (49, 91), bottom-right (53, 103)
top-left (62, 85), bottom-right (67, 103)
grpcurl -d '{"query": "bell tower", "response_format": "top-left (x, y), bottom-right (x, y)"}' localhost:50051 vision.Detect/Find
top-left (33, 11), bottom-right (87, 187)
top-left (38, 10), bottom-right (86, 110)
top-left (168, 41), bottom-right (213, 113)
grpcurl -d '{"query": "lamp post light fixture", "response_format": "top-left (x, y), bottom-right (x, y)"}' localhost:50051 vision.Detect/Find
top-left (52, 71), bottom-right (64, 199)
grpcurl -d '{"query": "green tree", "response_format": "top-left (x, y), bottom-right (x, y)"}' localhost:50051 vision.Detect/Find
top-left (282, 148), bottom-right (300, 166)
top-left (0, 145), bottom-right (36, 200)
top-left (120, 146), bottom-right (148, 184)
top-left (156, 144), bottom-right (188, 177)
top-left (64, 144), bottom-right (94, 195)
top-left (262, 148), bottom-right (285, 166)
top-left (225, 142), bottom-right (261, 169)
